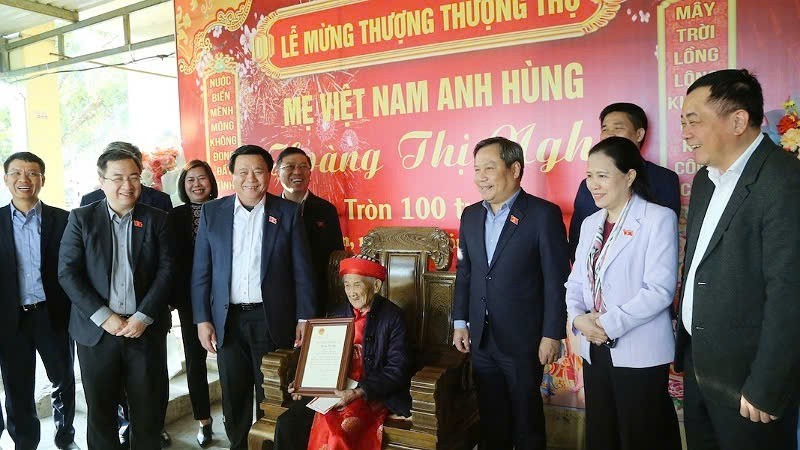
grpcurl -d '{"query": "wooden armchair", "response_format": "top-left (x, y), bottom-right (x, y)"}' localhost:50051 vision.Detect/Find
top-left (249, 226), bottom-right (480, 450)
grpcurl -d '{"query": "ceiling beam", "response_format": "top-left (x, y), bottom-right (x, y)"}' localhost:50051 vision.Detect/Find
top-left (0, 34), bottom-right (174, 79)
top-left (5, 0), bottom-right (167, 51)
top-left (0, 0), bottom-right (78, 22)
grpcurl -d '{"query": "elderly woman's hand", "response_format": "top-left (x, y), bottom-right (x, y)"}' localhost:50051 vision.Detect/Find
top-left (333, 388), bottom-right (365, 410)
top-left (287, 380), bottom-right (303, 401)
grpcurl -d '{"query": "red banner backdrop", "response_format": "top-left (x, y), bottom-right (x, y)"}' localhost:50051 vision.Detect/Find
top-left (174, 0), bottom-right (800, 409)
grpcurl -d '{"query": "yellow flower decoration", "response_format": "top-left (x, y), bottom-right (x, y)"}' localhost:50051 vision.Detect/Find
top-left (780, 127), bottom-right (800, 152)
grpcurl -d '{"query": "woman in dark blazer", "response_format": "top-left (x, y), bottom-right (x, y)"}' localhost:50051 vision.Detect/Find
top-left (168, 160), bottom-right (219, 447)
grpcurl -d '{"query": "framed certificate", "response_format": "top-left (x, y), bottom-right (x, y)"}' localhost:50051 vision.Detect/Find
top-left (294, 318), bottom-right (354, 397)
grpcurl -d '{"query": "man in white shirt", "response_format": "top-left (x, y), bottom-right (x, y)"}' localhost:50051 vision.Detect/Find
top-left (676, 69), bottom-right (800, 450)
top-left (191, 144), bottom-right (316, 449)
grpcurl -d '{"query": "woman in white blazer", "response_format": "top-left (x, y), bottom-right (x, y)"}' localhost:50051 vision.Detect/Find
top-left (566, 136), bottom-right (681, 450)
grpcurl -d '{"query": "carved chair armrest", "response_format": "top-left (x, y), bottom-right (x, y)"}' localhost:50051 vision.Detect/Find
top-left (408, 347), bottom-right (476, 436)
top-left (260, 348), bottom-right (300, 407)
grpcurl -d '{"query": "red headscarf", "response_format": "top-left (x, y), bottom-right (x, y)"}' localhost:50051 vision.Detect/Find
top-left (338, 254), bottom-right (387, 281)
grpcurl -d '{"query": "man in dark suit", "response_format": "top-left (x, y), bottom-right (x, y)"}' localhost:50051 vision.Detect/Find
top-left (453, 137), bottom-right (570, 449)
top-left (59, 148), bottom-right (173, 450)
top-left (675, 69), bottom-right (800, 449)
top-left (191, 144), bottom-right (316, 449)
top-left (275, 146), bottom-right (344, 312)
top-left (78, 141), bottom-right (172, 447)
top-left (80, 142), bottom-right (172, 212)
top-left (568, 102), bottom-right (680, 259)
top-left (0, 152), bottom-right (78, 450)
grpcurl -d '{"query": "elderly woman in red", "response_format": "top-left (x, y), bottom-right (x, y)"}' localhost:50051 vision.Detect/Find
top-left (273, 254), bottom-right (412, 450)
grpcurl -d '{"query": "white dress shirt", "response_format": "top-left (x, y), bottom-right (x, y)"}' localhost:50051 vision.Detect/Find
top-left (230, 195), bottom-right (265, 304)
top-left (281, 190), bottom-right (309, 216)
top-left (90, 203), bottom-right (153, 326)
top-left (682, 134), bottom-right (762, 334)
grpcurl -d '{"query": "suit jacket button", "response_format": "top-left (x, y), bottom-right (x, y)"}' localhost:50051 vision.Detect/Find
top-left (224, 304), bottom-right (229, 310)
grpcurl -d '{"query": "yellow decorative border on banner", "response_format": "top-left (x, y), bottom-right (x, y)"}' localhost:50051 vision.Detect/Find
top-left (177, 0), bottom-right (253, 75)
top-left (657, 0), bottom-right (737, 165)
top-left (201, 54), bottom-right (242, 163)
top-left (253, 0), bottom-right (623, 79)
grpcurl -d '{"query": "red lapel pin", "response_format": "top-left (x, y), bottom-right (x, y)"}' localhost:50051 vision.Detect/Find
top-left (510, 215), bottom-right (519, 225)
top-left (316, 220), bottom-right (325, 228)
top-left (268, 215), bottom-right (278, 224)
top-left (623, 229), bottom-right (633, 236)
top-left (133, 219), bottom-right (143, 228)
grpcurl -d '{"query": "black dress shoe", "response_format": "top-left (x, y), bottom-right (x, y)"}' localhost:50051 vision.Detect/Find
top-left (160, 429), bottom-right (172, 448)
top-left (196, 422), bottom-right (213, 447)
top-left (57, 443), bottom-right (81, 450)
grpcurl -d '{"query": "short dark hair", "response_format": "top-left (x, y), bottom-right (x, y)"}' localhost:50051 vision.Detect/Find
top-left (97, 148), bottom-right (143, 175)
top-left (228, 144), bottom-right (274, 173)
top-left (473, 136), bottom-right (525, 178)
top-left (4, 152), bottom-right (45, 175)
top-left (276, 146), bottom-right (312, 168)
top-left (177, 160), bottom-right (219, 204)
top-left (687, 69), bottom-right (764, 128)
top-left (588, 136), bottom-right (651, 202)
top-left (600, 103), bottom-right (648, 133)
top-left (103, 141), bottom-right (142, 161)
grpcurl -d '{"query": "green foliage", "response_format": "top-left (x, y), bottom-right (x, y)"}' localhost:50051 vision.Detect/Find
top-left (59, 68), bottom-right (129, 154)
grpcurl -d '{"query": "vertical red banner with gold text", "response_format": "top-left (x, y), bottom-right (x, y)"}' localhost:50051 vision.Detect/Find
top-left (659, 0), bottom-right (736, 210)
top-left (202, 55), bottom-right (242, 191)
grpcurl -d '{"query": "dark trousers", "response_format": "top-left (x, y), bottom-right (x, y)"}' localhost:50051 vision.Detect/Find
top-left (682, 338), bottom-right (798, 450)
top-left (471, 324), bottom-right (546, 450)
top-left (117, 332), bottom-right (169, 436)
top-left (0, 305), bottom-right (76, 450)
top-left (273, 398), bottom-right (314, 450)
top-left (178, 304), bottom-right (211, 420)
top-left (218, 307), bottom-right (276, 449)
top-left (583, 344), bottom-right (680, 450)
top-left (77, 329), bottom-right (165, 450)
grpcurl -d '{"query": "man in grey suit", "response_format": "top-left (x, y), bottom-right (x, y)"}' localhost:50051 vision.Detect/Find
top-left (675, 69), bottom-right (800, 449)
top-left (59, 148), bottom-right (173, 449)
top-left (191, 144), bottom-right (316, 449)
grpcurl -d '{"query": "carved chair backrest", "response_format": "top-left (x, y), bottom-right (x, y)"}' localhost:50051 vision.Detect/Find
top-left (327, 227), bottom-right (456, 357)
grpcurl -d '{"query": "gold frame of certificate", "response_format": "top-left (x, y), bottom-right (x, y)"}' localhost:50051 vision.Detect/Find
top-left (294, 318), bottom-right (354, 397)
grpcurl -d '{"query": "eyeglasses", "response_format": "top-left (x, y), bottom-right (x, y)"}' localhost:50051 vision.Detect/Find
top-left (279, 164), bottom-right (311, 172)
top-left (6, 170), bottom-right (43, 179)
top-left (102, 175), bottom-right (142, 186)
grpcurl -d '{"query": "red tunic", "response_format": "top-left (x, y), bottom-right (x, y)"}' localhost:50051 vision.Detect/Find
top-left (307, 307), bottom-right (388, 450)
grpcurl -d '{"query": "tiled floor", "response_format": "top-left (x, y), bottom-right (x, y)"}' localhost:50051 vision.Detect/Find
top-left (0, 401), bottom-right (229, 450)
top-left (0, 336), bottom-right (232, 450)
